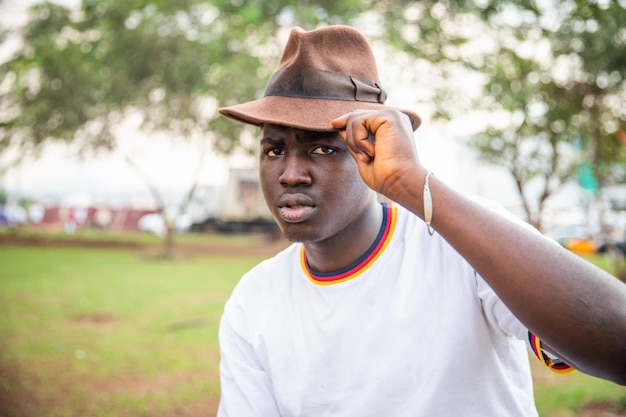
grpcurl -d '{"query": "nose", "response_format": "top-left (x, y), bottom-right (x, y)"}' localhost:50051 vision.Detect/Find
top-left (279, 154), bottom-right (312, 187)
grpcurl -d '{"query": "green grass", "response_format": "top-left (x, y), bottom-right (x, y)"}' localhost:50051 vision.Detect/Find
top-left (0, 244), bottom-right (262, 416)
top-left (0, 242), bottom-right (624, 416)
top-left (531, 361), bottom-right (626, 416)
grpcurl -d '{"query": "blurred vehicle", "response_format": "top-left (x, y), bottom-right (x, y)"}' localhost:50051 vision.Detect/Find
top-left (546, 224), bottom-right (625, 255)
top-left (545, 224), bottom-right (597, 254)
top-left (597, 230), bottom-right (626, 256)
top-left (0, 204), bottom-right (28, 226)
top-left (597, 241), bottom-right (626, 255)
top-left (137, 212), bottom-right (192, 235)
top-left (566, 238), bottom-right (597, 255)
top-left (188, 168), bottom-right (277, 234)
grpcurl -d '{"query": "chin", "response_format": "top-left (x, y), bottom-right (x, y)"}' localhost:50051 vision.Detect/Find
top-left (279, 225), bottom-right (325, 244)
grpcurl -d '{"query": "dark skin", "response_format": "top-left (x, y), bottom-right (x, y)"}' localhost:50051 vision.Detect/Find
top-left (259, 124), bottom-right (381, 273)
top-left (329, 108), bottom-right (626, 385)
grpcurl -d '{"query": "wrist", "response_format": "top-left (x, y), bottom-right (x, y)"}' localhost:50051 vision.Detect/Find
top-left (379, 165), bottom-right (427, 205)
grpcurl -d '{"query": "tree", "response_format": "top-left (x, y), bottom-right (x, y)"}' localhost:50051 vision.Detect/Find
top-left (373, 0), bottom-right (626, 231)
top-left (0, 0), bottom-right (362, 256)
top-left (2, 0), bottom-right (624, 250)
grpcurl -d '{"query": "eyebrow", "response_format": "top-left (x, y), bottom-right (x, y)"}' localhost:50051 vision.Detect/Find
top-left (260, 136), bottom-right (282, 146)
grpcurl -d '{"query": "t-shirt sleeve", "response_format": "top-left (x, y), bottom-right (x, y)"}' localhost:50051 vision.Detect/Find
top-left (217, 299), bottom-right (282, 417)
top-left (476, 274), bottom-right (575, 374)
top-left (527, 332), bottom-right (575, 374)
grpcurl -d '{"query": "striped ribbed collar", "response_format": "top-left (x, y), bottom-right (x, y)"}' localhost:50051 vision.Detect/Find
top-left (300, 202), bottom-right (397, 285)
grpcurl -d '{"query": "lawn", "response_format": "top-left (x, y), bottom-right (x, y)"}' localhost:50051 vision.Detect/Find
top-left (0, 236), bottom-right (624, 416)
top-left (0, 242), bottom-right (263, 417)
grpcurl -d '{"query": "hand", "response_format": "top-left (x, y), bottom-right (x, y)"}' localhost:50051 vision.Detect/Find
top-left (331, 109), bottom-right (422, 200)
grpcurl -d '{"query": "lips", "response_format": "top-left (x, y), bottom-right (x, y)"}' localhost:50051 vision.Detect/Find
top-left (277, 194), bottom-right (316, 223)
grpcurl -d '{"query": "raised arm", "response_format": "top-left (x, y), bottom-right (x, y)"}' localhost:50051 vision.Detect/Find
top-left (332, 109), bottom-right (626, 385)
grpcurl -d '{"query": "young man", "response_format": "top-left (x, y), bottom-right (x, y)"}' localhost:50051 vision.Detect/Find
top-left (217, 25), bottom-right (626, 416)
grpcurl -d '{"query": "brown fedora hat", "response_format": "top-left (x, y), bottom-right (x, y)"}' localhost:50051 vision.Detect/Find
top-left (218, 25), bottom-right (421, 132)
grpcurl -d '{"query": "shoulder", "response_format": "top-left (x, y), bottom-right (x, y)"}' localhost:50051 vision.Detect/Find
top-left (221, 243), bottom-right (302, 340)
top-left (227, 243), bottom-right (301, 305)
top-left (386, 202), bottom-right (478, 282)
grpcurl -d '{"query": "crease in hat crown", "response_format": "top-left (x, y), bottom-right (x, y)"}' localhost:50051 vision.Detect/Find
top-left (276, 26), bottom-right (380, 82)
top-left (218, 25), bottom-right (421, 132)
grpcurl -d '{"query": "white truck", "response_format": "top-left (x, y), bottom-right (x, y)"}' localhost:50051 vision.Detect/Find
top-left (188, 168), bottom-right (277, 234)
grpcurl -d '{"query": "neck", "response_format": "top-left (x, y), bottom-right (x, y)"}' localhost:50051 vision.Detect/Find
top-left (303, 200), bottom-right (383, 274)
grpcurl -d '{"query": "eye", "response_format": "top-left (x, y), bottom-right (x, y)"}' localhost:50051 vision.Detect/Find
top-left (312, 145), bottom-right (335, 155)
top-left (264, 147), bottom-right (284, 157)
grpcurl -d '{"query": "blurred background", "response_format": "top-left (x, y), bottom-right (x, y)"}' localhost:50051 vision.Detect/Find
top-left (1, 0), bottom-right (625, 249)
top-left (1, 0), bottom-right (625, 254)
top-left (0, 0), bottom-right (625, 416)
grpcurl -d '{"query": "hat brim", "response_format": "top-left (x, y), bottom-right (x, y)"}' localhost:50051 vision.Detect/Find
top-left (218, 96), bottom-right (421, 132)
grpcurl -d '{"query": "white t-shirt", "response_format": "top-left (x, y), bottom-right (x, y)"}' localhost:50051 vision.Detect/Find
top-left (218, 202), bottom-right (562, 416)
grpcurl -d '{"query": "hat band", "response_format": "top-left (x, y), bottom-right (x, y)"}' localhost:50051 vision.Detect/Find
top-left (264, 67), bottom-right (387, 104)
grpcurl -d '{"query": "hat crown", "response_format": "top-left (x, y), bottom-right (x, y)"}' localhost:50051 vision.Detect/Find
top-left (217, 25), bottom-right (421, 132)
top-left (277, 26), bottom-right (381, 84)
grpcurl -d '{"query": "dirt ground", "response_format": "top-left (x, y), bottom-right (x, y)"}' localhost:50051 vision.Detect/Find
top-left (579, 403), bottom-right (626, 417)
top-left (0, 360), bottom-right (219, 417)
top-left (0, 231), bottom-right (291, 259)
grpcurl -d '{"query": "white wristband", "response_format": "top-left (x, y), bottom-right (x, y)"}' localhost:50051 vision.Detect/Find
top-left (423, 171), bottom-right (434, 235)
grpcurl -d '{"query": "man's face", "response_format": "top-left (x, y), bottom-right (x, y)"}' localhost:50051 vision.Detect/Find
top-left (259, 124), bottom-right (373, 243)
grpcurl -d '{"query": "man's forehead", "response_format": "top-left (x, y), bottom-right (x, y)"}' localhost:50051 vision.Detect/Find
top-left (261, 124), bottom-right (340, 142)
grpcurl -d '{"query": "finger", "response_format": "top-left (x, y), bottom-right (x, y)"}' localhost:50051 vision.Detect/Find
top-left (345, 117), bottom-right (375, 162)
top-left (331, 114), bottom-right (349, 130)
top-left (332, 109), bottom-right (374, 130)
top-left (344, 137), bottom-right (372, 165)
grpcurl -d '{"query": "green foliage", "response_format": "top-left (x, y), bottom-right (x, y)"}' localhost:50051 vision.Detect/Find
top-left (376, 0), bottom-right (625, 228)
top-left (0, 0), bottom-right (365, 164)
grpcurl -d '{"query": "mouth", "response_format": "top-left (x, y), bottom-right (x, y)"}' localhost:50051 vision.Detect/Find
top-left (279, 205), bottom-right (316, 223)
top-left (277, 194), bottom-right (316, 223)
